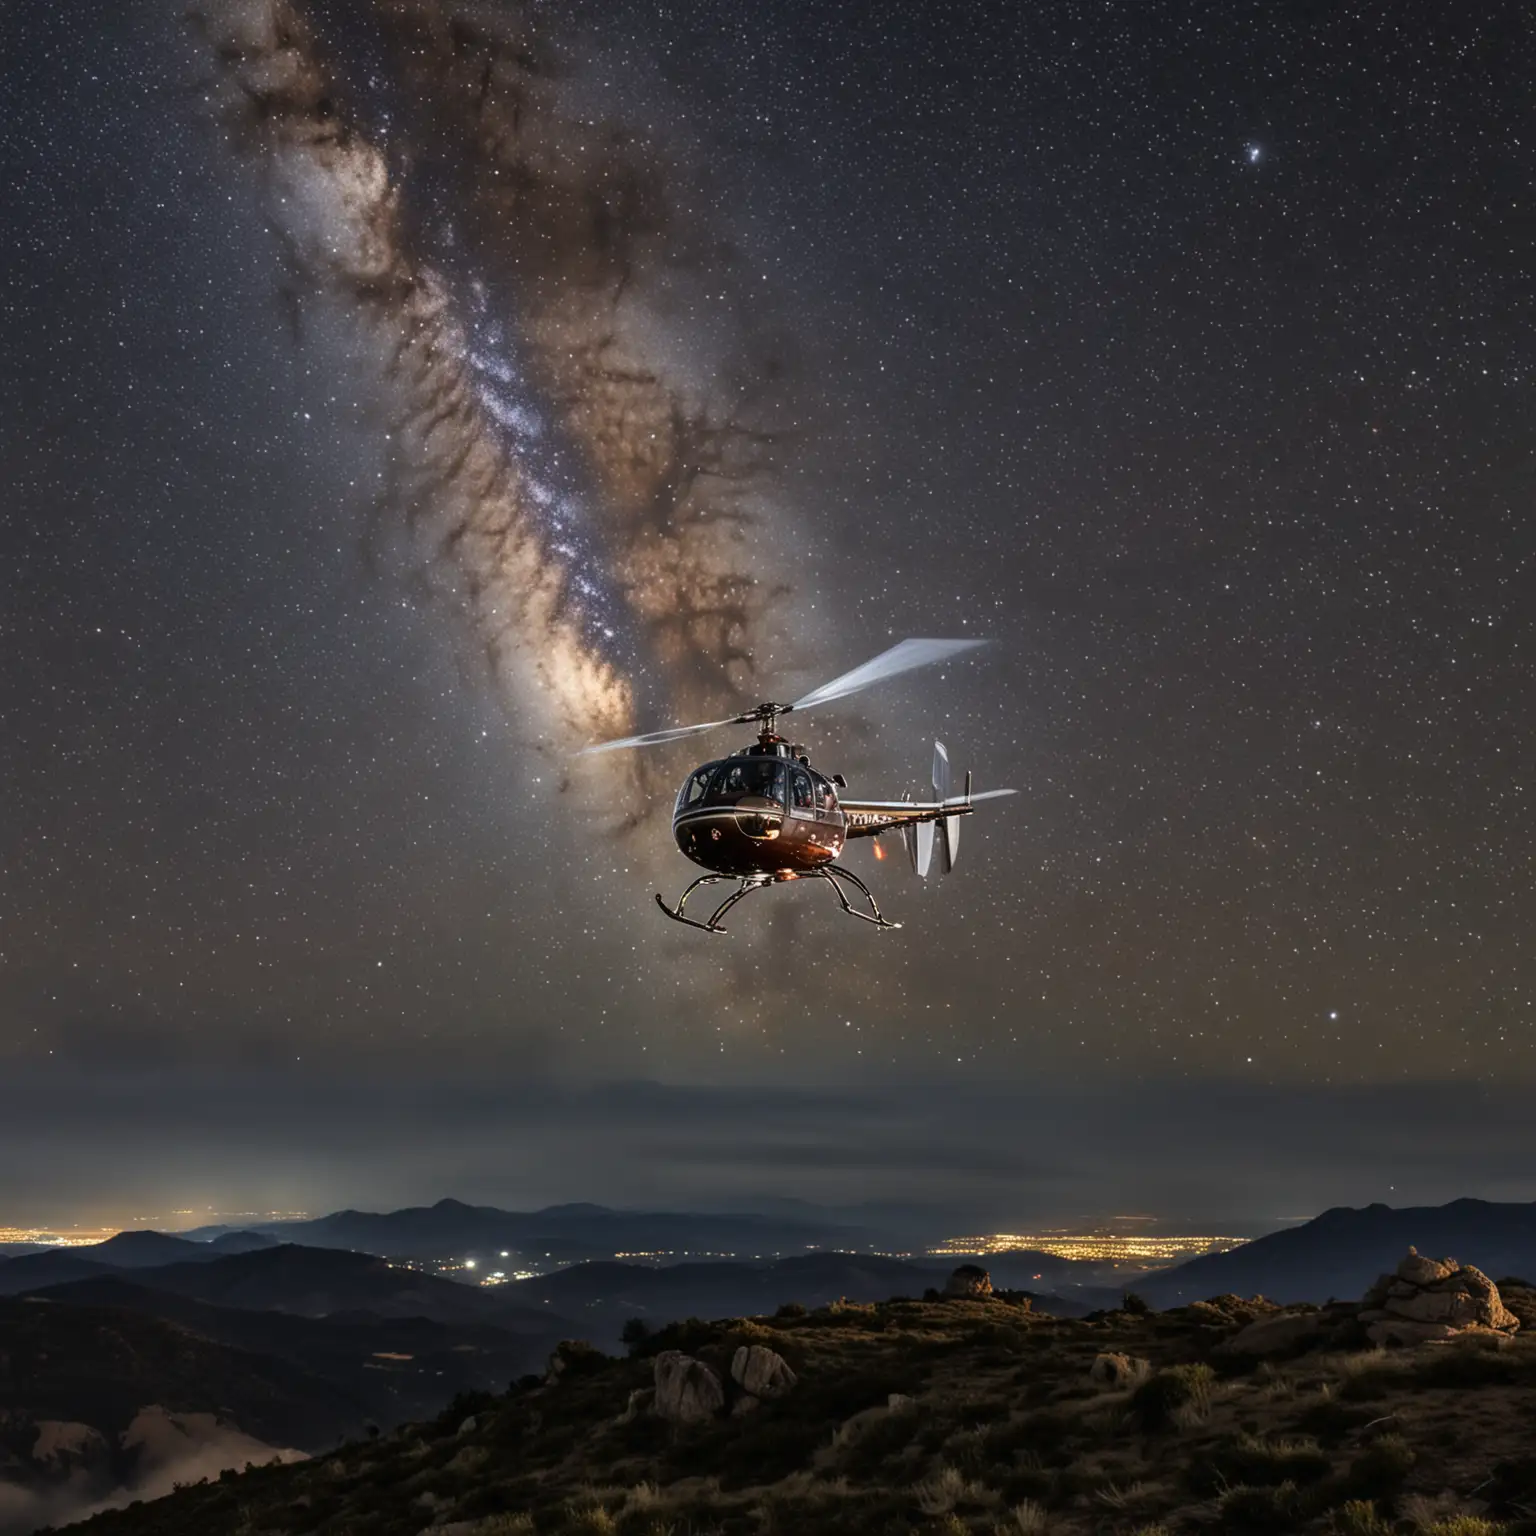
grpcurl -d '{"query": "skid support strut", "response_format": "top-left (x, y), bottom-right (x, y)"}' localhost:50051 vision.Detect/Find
top-left (655, 863), bottom-right (900, 935)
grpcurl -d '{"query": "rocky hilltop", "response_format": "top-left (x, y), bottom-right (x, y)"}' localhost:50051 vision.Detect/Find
top-left (50, 1257), bottom-right (1536, 1536)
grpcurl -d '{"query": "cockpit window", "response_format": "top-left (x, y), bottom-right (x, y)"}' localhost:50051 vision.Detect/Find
top-left (790, 767), bottom-right (814, 809)
top-left (817, 777), bottom-right (838, 811)
top-left (679, 766), bottom-right (714, 809)
top-left (711, 759), bottom-right (786, 804)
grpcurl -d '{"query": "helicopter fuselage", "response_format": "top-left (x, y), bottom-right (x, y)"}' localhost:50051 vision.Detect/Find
top-left (671, 740), bottom-right (845, 878)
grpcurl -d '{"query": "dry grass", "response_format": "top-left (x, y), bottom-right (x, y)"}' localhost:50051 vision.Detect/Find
top-left (914, 1462), bottom-right (995, 1514)
top-left (994, 1496), bottom-right (1050, 1533)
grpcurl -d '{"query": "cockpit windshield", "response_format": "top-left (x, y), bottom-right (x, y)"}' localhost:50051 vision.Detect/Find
top-left (710, 758), bottom-right (786, 804)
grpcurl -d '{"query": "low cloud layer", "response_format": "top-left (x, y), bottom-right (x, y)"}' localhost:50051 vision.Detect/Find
top-left (4, 1064), bottom-right (1533, 1230)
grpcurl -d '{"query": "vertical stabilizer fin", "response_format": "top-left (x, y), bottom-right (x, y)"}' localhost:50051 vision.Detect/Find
top-left (915, 820), bottom-right (935, 878)
top-left (934, 741), bottom-right (961, 873)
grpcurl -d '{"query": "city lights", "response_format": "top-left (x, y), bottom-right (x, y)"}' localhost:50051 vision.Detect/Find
top-left (928, 1232), bottom-right (1246, 1266)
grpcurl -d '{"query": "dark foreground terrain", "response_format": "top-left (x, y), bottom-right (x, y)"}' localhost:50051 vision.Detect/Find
top-left (52, 1276), bottom-right (1536, 1536)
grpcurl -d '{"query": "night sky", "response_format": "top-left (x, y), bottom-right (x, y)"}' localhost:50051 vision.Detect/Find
top-left (3, 0), bottom-right (1534, 1228)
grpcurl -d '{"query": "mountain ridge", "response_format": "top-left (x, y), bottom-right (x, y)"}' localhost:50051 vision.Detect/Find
top-left (1143, 1196), bottom-right (1536, 1306)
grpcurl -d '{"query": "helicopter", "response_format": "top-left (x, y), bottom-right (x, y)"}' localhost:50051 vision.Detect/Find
top-left (578, 638), bottom-right (1016, 933)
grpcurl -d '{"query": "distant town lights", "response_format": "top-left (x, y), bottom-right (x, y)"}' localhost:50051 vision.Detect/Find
top-left (929, 1232), bottom-right (1246, 1264)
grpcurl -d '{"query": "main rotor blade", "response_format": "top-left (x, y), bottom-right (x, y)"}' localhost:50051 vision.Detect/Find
top-left (576, 717), bottom-right (741, 756)
top-left (789, 638), bottom-right (989, 713)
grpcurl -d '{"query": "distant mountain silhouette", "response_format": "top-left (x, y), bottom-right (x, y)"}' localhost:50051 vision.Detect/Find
top-left (192, 1197), bottom-right (857, 1263)
top-left (208, 1230), bottom-right (282, 1255)
top-left (0, 1231), bottom-right (242, 1294)
top-left (1142, 1198), bottom-right (1536, 1307)
top-left (86, 1231), bottom-right (222, 1267)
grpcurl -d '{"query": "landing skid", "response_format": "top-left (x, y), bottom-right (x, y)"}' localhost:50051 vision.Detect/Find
top-left (655, 863), bottom-right (901, 935)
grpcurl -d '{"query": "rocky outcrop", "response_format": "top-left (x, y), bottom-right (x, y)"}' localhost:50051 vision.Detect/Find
top-left (945, 1264), bottom-right (993, 1299)
top-left (1180, 1293), bottom-right (1281, 1327)
top-left (653, 1351), bottom-right (725, 1423)
top-left (730, 1344), bottom-right (797, 1402)
top-left (1359, 1248), bottom-right (1520, 1346)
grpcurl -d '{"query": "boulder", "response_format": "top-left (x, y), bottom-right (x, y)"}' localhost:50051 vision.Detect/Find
top-left (653, 1351), bottom-right (725, 1423)
top-left (1366, 1318), bottom-right (1462, 1346)
top-left (1219, 1312), bottom-right (1326, 1357)
top-left (1089, 1351), bottom-right (1148, 1385)
top-left (730, 1344), bottom-right (797, 1401)
top-left (730, 1393), bottom-right (761, 1417)
top-left (945, 1264), bottom-right (993, 1298)
top-left (1361, 1273), bottom-right (1396, 1308)
top-left (1396, 1247), bottom-right (1455, 1287)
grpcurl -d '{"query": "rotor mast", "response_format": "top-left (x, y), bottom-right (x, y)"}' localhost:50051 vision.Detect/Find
top-left (752, 702), bottom-right (788, 748)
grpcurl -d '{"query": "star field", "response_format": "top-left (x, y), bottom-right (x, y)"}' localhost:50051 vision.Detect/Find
top-left (1, 0), bottom-right (1534, 1221)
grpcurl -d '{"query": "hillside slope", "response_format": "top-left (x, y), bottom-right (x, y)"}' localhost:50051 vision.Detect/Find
top-left (57, 1278), bottom-right (1536, 1536)
top-left (0, 1295), bottom-right (364, 1449)
top-left (27, 1277), bottom-right (563, 1419)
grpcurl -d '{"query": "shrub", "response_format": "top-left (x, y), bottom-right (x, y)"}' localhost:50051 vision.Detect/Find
top-left (1121, 1292), bottom-right (1152, 1316)
top-left (1329, 1501), bottom-right (1393, 1536)
top-left (632, 1317), bottom-right (722, 1358)
top-left (1413, 1337), bottom-right (1520, 1389)
top-left (433, 1389), bottom-right (499, 1431)
top-left (1187, 1434), bottom-right (1333, 1494)
top-left (1131, 1363), bottom-right (1214, 1430)
top-left (1343, 1433), bottom-right (1416, 1501)
top-left (549, 1338), bottom-right (610, 1379)
top-left (621, 1318), bottom-right (652, 1352)
top-left (836, 1405), bottom-right (920, 1478)
top-left (775, 1300), bottom-right (808, 1319)
top-left (986, 1408), bottom-right (1074, 1460)
top-left (563, 1509), bottom-right (618, 1535)
top-left (914, 1464), bottom-right (992, 1516)
top-left (1217, 1480), bottom-right (1308, 1533)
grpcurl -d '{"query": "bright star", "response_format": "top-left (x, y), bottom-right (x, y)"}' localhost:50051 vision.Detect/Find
top-left (1246, 144), bottom-right (1262, 164)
